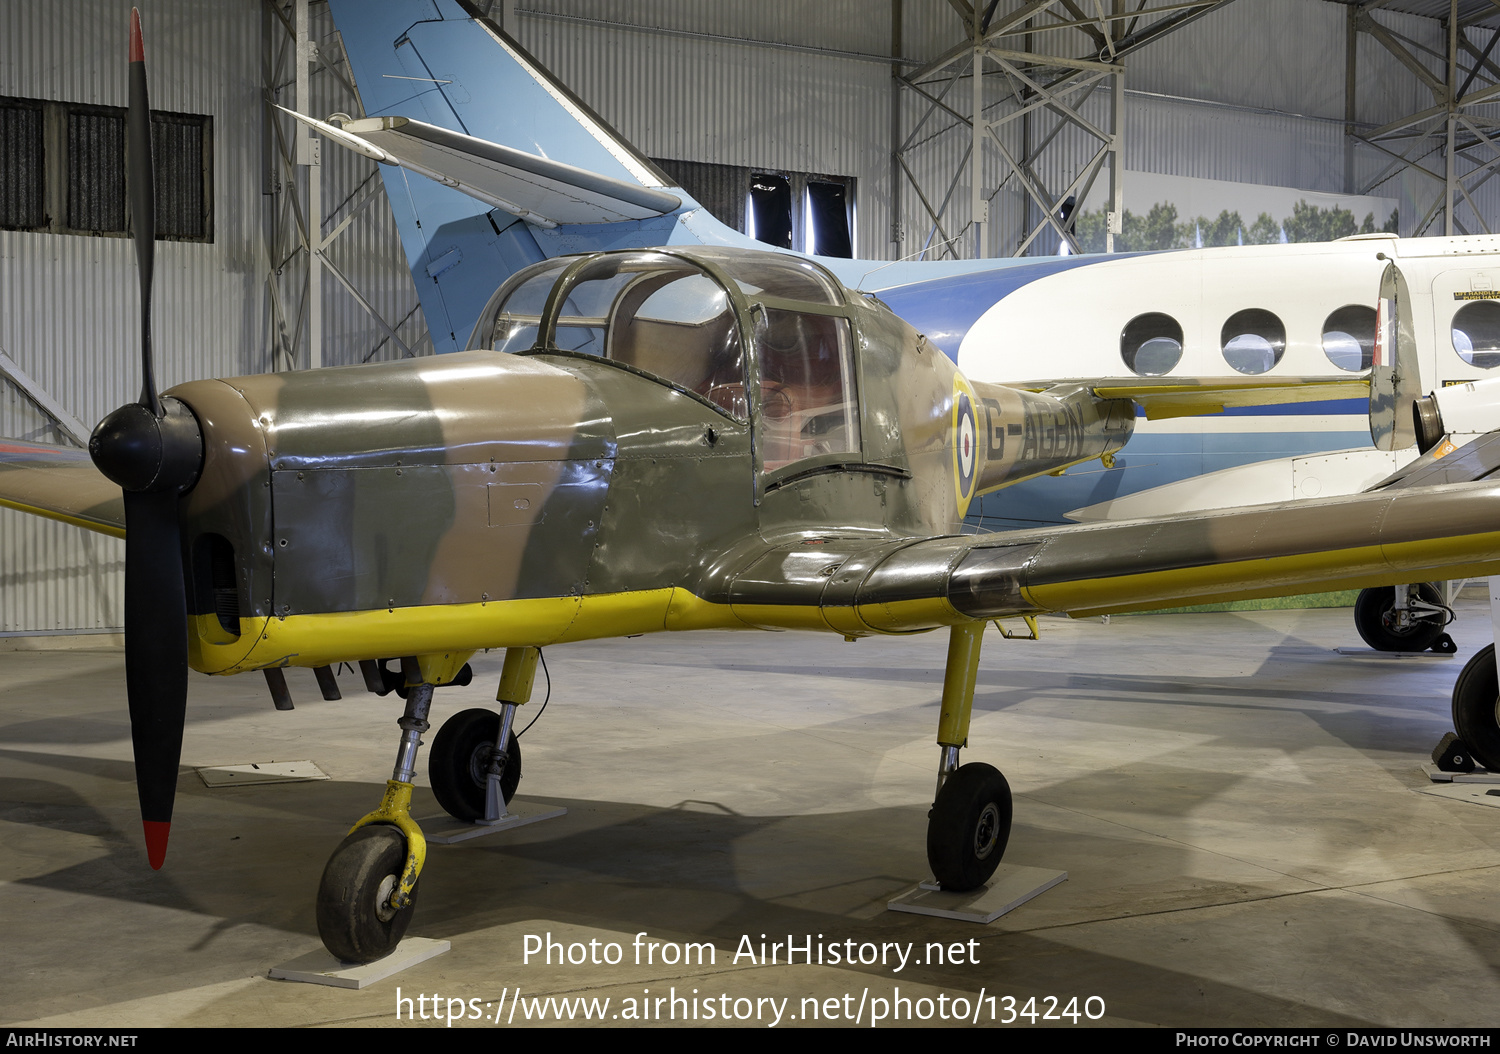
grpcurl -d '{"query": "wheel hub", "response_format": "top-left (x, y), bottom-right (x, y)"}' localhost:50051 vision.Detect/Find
top-left (973, 802), bottom-right (1000, 860)
top-left (375, 873), bottom-right (399, 923)
top-left (467, 742), bottom-right (491, 787)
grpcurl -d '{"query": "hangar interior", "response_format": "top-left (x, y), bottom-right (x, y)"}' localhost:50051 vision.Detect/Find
top-left (6, 0), bottom-right (1500, 635)
top-left (4, 0), bottom-right (1500, 1029)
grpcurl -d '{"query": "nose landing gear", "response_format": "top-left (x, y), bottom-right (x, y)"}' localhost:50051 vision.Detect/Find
top-left (314, 648), bottom-right (538, 965)
top-left (314, 654), bottom-right (460, 964)
top-left (316, 813), bottom-right (422, 964)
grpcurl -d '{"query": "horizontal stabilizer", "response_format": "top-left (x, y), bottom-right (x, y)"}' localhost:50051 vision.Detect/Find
top-left (279, 108), bottom-right (681, 227)
top-left (0, 440), bottom-right (124, 536)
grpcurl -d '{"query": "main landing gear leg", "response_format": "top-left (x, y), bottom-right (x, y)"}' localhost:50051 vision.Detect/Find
top-left (926, 622), bottom-right (1012, 891)
top-left (486, 647), bottom-right (536, 821)
top-left (430, 646), bottom-right (535, 823)
top-left (316, 652), bottom-right (472, 964)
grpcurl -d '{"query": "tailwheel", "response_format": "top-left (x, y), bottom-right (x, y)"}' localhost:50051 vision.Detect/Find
top-left (926, 762), bottom-right (1012, 891)
top-left (1453, 644), bottom-right (1500, 772)
top-left (316, 825), bottom-right (418, 964)
top-left (430, 708), bottom-right (522, 821)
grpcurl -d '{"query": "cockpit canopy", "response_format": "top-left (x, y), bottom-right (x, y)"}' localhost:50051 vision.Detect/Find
top-left (470, 248), bottom-right (862, 470)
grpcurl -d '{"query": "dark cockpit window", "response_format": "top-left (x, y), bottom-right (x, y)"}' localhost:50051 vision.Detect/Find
top-left (478, 249), bottom-right (861, 451)
top-left (757, 308), bottom-right (859, 469)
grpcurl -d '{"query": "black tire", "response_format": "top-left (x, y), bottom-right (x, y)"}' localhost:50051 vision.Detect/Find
top-left (926, 762), bottom-right (1012, 891)
top-left (1453, 644), bottom-right (1500, 771)
top-left (1354, 583), bottom-right (1446, 652)
top-left (316, 825), bottom-right (417, 964)
top-left (429, 708), bottom-right (522, 822)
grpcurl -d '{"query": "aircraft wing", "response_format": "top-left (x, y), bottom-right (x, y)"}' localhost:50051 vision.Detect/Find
top-left (0, 441), bottom-right (124, 537)
top-left (1369, 430), bottom-right (1500, 490)
top-left (278, 108), bottom-right (682, 228)
top-left (1021, 376), bottom-right (1370, 421)
top-left (715, 463), bottom-right (1500, 633)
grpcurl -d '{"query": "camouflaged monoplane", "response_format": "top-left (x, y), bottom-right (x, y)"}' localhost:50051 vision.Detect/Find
top-left (11, 10), bottom-right (1500, 966)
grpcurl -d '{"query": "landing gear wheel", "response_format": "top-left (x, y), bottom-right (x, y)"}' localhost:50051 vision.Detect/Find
top-left (1354, 583), bottom-right (1445, 652)
top-left (926, 762), bottom-right (1012, 891)
top-left (1453, 644), bottom-right (1500, 771)
top-left (316, 825), bottom-right (417, 964)
top-left (430, 707), bottom-right (521, 822)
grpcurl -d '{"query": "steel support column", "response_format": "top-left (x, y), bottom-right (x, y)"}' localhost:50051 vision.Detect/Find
top-left (262, 0), bottom-right (428, 371)
top-left (893, 0), bottom-right (1230, 259)
top-left (1349, 0), bottom-right (1500, 238)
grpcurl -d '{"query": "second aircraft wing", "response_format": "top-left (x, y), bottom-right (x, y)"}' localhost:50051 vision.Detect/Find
top-left (0, 440), bottom-right (124, 537)
top-left (700, 435), bottom-right (1500, 635)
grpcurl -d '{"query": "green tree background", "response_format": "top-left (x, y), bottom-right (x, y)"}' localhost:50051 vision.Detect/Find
top-left (1069, 199), bottom-right (1399, 253)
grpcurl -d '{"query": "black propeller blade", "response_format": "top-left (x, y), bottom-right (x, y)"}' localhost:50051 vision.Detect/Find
top-left (128, 6), bottom-right (156, 417)
top-left (88, 8), bottom-right (204, 870)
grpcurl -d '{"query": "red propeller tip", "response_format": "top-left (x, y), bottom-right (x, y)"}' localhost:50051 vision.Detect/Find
top-left (129, 9), bottom-right (144, 64)
top-left (143, 819), bottom-right (171, 870)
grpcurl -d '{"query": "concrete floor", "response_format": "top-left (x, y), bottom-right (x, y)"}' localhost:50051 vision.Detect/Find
top-left (3, 600), bottom-right (1500, 1029)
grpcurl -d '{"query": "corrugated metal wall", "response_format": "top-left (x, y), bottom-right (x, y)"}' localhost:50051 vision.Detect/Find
top-left (0, 0), bottom-right (263, 633)
top-left (3, 0), bottom-right (1495, 633)
top-left (0, 1), bottom-right (430, 634)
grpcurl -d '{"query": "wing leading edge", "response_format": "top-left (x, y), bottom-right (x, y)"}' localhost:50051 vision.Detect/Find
top-left (1094, 376), bottom-right (1369, 420)
top-left (0, 441), bottom-right (124, 537)
top-left (1019, 376), bottom-right (1370, 421)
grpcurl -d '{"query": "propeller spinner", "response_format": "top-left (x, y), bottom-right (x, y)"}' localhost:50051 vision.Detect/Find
top-left (88, 8), bottom-right (204, 870)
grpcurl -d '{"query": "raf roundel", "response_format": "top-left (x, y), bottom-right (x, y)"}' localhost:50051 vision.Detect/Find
top-left (954, 388), bottom-right (978, 509)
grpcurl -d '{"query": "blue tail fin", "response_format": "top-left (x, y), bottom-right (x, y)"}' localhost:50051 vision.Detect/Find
top-left (326, 0), bottom-right (747, 351)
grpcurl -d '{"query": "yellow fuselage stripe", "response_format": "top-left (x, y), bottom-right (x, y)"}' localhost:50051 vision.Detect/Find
top-left (188, 528), bottom-right (1500, 674)
top-left (192, 587), bottom-right (963, 674)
